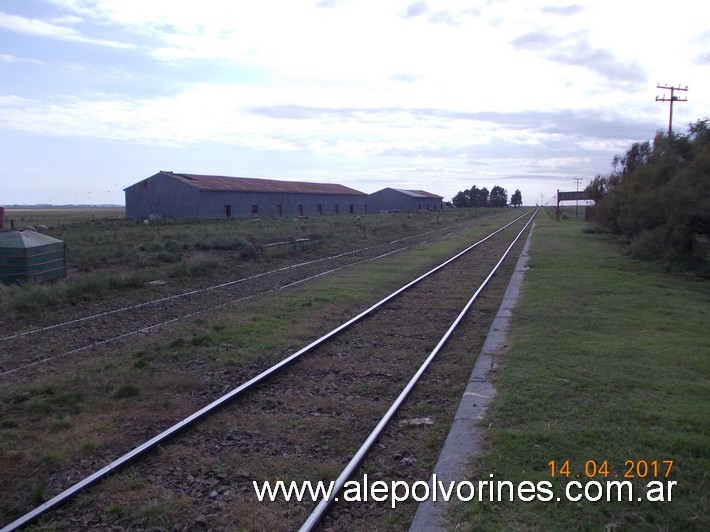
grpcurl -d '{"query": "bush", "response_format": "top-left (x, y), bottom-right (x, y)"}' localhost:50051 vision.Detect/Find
top-left (588, 119), bottom-right (710, 273)
top-left (630, 227), bottom-right (666, 262)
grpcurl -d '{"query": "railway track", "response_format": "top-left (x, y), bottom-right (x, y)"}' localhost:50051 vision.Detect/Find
top-left (1, 209), bottom-right (535, 530)
top-left (0, 213), bottom-right (508, 379)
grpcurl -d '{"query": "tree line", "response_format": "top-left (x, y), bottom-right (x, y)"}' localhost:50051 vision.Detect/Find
top-left (586, 118), bottom-right (709, 274)
top-left (452, 185), bottom-right (522, 208)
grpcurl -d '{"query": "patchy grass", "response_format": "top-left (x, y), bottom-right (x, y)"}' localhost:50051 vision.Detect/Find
top-left (48, 417), bottom-right (72, 433)
top-left (449, 215), bottom-right (709, 530)
top-left (81, 440), bottom-right (101, 456)
top-left (136, 499), bottom-right (171, 526)
top-left (105, 503), bottom-right (126, 521)
top-left (112, 385), bottom-right (140, 400)
top-left (0, 208), bottom-right (499, 320)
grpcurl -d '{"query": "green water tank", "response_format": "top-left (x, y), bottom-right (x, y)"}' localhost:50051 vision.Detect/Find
top-left (0, 230), bottom-right (66, 284)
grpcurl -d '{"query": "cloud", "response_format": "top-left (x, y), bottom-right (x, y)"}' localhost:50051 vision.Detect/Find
top-left (511, 31), bottom-right (646, 84)
top-left (510, 31), bottom-right (557, 50)
top-left (246, 103), bottom-right (656, 145)
top-left (450, 109), bottom-right (656, 141)
top-left (0, 86), bottom-right (653, 173)
top-left (248, 105), bottom-right (349, 120)
top-left (549, 40), bottom-right (646, 83)
top-left (427, 10), bottom-right (461, 26)
top-left (401, 2), bottom-right (478, 26)
top-left (0, 10), bottom-right (134, 48)
top-left (0, 54), bottom-right (42, 64)
top-left (540, 4), bottom-right (583, 16)
top-left (404, 2), bottom-right (428, 19)
top-left (49, 14), bottom-right (83, 24)
top-left (390, 74), bottom-right (421, 83)
top-left (694, 30), bottom-right (710, 65)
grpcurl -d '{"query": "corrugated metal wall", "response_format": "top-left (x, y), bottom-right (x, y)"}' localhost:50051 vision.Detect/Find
top-left (125, 173), bottom-right (370, 219)
top-left (126, 173), bottom-right (205, 219)
top-left (200, 190), bottom-right (369, 218)
top-left (368, 189), bottom-right (443, 213)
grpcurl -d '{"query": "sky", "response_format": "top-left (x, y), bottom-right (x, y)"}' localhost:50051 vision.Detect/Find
top-left (1, 1), bottom-right (708, 207)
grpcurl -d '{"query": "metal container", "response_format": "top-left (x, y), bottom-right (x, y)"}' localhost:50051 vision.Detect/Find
top-left (0, 230), bottom-right (66, 284)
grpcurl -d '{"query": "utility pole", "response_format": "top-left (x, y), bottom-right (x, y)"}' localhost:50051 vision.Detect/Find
top-left (573, 177), bottom-right (583, 218)
top-left (656, 84), bottom-right (688, 136)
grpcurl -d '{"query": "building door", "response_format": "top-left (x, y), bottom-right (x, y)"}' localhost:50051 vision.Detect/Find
top-left (225, 205), bottom-right (232, 217)
top-left (276, 204), bottom-right (282, 216)
top-left (298, 204), bottom-right (304, 216)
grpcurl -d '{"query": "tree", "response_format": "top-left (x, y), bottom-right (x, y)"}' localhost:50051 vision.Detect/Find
top-left (489, 186), bottom-right (508, 207)
top-left (511, 189), bottom-right (523, 207)
top-left (452, 190), bottom-right (468, 208)
top-left (585, 175), bottom-right (609, 203)
top-left (468, 185), bottom-right (479, 207)
top-left (470, 186), bottom-right (489, 207)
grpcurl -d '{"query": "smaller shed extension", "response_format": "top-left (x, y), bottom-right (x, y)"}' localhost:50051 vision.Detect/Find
top-left (368, 188), bottom-right (443, 213)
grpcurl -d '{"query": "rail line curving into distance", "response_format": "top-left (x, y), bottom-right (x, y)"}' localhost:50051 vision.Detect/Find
top-left (300, 211), bottom-right (536, 531)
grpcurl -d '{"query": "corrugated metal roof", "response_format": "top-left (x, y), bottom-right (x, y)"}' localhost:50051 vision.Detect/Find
top-left (390, 188), bottom-right (443, 199)
top-left (163, 171), bottom-right (367, 196)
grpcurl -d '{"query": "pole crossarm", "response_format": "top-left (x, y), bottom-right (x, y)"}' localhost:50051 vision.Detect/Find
top-left (656, 84), bottom-right (688, 136)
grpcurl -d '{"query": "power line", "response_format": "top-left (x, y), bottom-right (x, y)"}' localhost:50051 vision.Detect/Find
top-left (656, 84), bottom-right (688, 136)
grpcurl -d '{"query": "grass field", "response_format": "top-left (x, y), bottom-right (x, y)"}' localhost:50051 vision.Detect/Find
top-left (0, 207), bottom-right (495, 320)
top-left (450, 214), bottom-right (709, 530)
top-left (2, 207), bottom-right (125, 227)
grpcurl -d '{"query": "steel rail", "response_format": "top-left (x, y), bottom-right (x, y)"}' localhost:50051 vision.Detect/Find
top-left (300, 209), bottom-right (538, 532)
top-left (0, 238), bottom-right (406, 343)
top-left (0, 210), bottom-right (531, 532)
top-left (0, 246), bottom-right (405, 378)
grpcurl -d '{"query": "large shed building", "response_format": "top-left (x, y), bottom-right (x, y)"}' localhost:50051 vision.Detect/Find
top-left (125, 171), bottom-right (369, 219)
top-left (368, 188), bottom-right (443, 213)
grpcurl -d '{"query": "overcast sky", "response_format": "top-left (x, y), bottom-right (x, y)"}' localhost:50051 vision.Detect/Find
top-left (1, 0), bottom-right (708, 206)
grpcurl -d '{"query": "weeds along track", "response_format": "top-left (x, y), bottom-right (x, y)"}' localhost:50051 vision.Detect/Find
top-left (0, 213), bottom-right (510, 378)
top-left (1, 209), bottom-right (536, 531)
